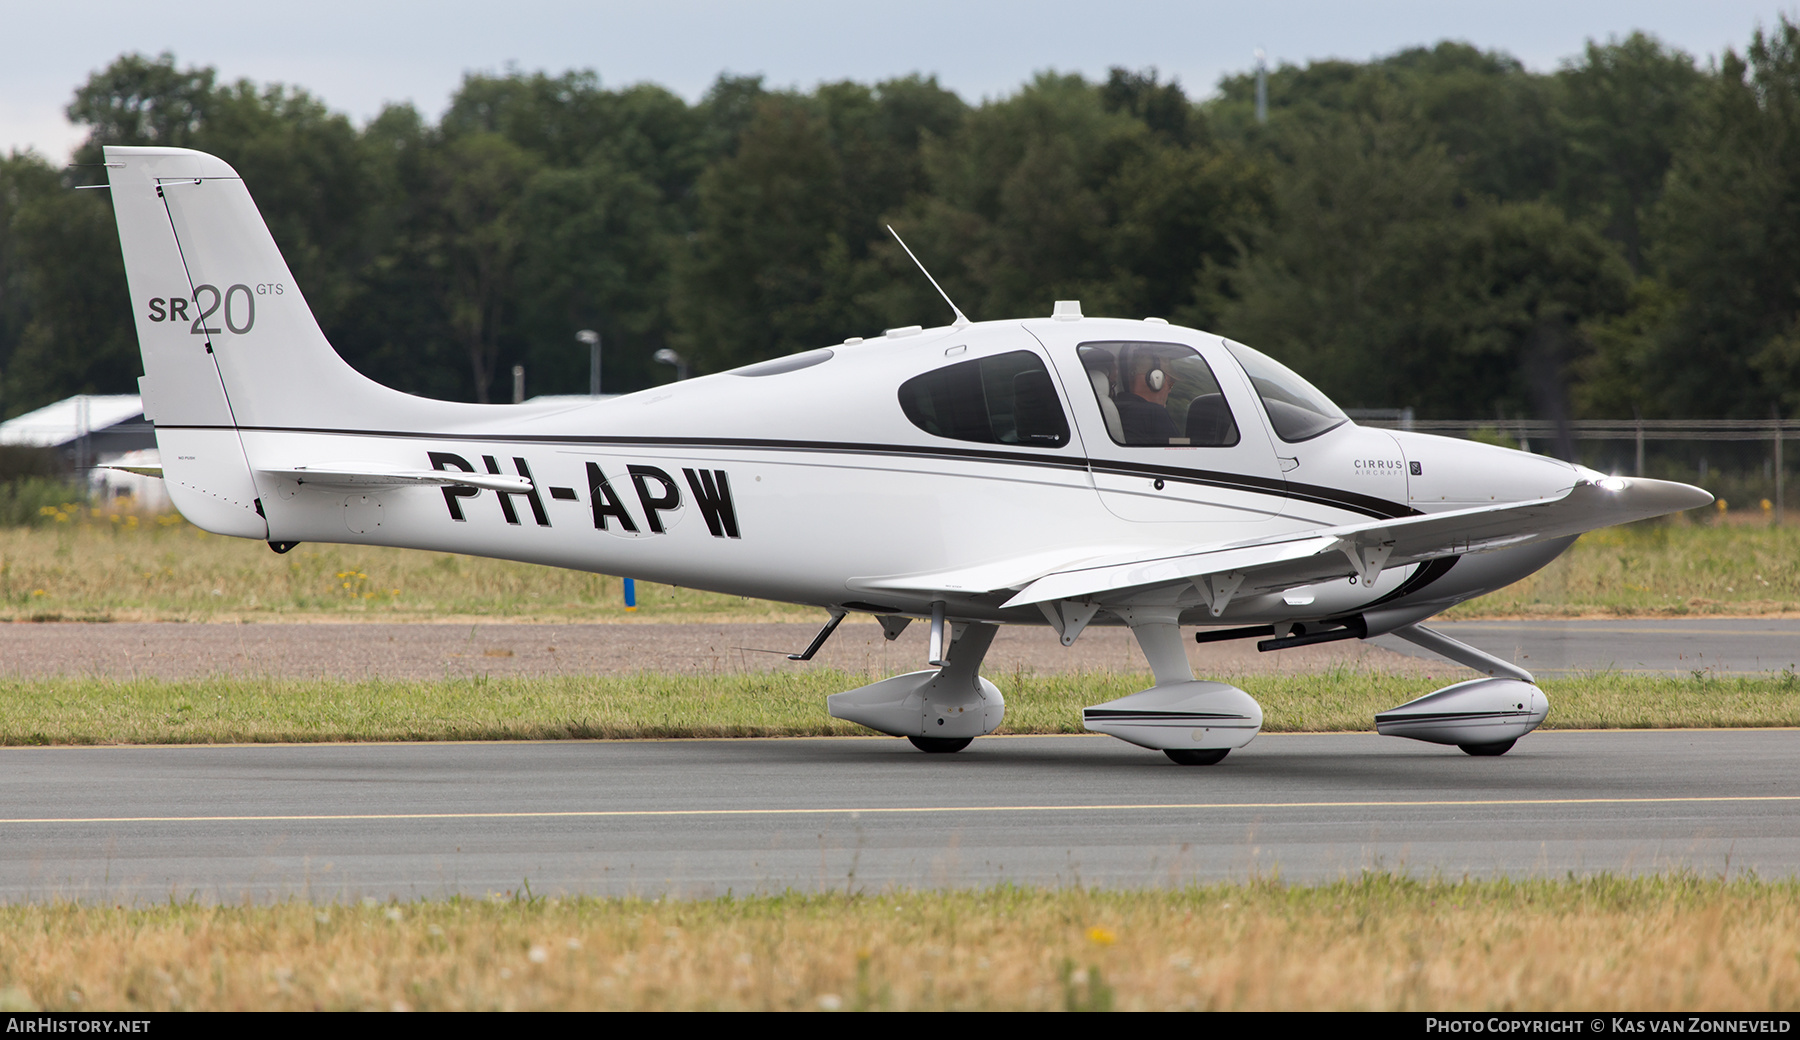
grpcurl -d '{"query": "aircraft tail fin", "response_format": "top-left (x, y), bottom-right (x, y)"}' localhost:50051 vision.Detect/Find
top-left (105, 146), bottom-right (494, 537)
top-left (104, 146), bottom-right (417, 431)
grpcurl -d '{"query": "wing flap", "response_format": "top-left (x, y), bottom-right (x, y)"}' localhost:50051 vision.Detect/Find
top-left (847, 545), bottom-right (1139, 599)
top-left (1002, 535), bottom-right (1341, 607)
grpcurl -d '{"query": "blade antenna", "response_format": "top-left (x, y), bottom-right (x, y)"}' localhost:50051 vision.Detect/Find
top-left (888, 225), bottom-right (970, 328)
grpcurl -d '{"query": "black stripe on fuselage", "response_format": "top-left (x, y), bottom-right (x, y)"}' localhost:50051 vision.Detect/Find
top-left (165, 425), bottom-right (1419, 521)
top-left (1374, 711), bottom-right (1537, 724)
top-left (1083, 458), bottom-right (1416, 520)
top-left (1082, 710), bottom-right (1255, 721)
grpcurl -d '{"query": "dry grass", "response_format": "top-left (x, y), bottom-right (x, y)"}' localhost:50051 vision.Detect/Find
top-left (1448, 520), bottom-right (1800, 617)
top-left (0, 875), bottom-right (1792, 1011)
top-left (0, 516), bottom-right (811, 622)
top-left (0, 669), bottom-right (1793, 745)
top-left (10, 514), bottom-right (1800, 622)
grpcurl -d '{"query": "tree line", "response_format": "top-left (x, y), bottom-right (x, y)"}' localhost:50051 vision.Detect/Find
top-left (3, 20), bottom-right (1799, 422)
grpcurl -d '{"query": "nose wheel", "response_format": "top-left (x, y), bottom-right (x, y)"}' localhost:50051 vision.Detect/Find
top-left (909, 736), bottom-right (973, 754)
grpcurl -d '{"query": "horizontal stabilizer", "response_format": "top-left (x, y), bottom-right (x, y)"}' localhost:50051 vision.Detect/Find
top-left (98, 462), bottom-right (165, 478)
top-left (259, 466), bottom-right (532, 493)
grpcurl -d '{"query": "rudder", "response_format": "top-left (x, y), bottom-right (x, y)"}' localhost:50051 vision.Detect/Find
top-left (107, 146), bottom-right (269, 537)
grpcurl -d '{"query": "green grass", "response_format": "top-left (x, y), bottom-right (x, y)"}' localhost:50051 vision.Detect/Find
top-left (1, 668), bottom-right (1794, 745)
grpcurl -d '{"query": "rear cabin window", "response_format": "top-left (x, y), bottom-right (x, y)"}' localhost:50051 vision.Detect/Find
top-left (898, 350), bottom-right (1070, 448)
top-left (1077, 341), bottom-right (1240, 447)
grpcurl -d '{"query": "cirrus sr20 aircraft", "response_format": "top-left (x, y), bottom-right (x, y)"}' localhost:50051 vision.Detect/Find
top-left (103, 145), bottom-right (1711, 765)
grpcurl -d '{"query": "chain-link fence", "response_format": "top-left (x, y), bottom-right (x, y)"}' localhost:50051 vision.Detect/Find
top-left (1348, 413), bottom-right (1798, 522)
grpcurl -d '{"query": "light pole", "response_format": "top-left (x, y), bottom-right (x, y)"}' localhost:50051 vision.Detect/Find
top-left (576, 329), bottom-right (601, 396)
top-left (654, 348), bottom-right (689, 381)
top-left (1255, 49), bottom-right (1268, 125)
top-left (584, 327), bottom-right (628, 609)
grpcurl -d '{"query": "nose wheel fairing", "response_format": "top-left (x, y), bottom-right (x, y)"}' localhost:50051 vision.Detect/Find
top-left (1375, 677), bottom-right (1548, 749)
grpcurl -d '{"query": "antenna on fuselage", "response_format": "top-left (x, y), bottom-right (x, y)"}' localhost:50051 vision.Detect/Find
top-left (887, 225), bottom-right (970, 329)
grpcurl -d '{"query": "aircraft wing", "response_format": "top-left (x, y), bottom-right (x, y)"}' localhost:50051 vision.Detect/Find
top-left (1001, 476), bottom-right (1709, 609)
top-left (257, 466), bottom-right (532, 493)
top-left (854, 476), bottom-right (1706, 610)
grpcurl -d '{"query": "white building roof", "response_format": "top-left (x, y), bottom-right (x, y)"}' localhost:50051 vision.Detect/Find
top-left (0, 395), bottom-right (145, 447)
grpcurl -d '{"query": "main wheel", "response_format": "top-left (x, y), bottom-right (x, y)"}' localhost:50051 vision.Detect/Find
top-left (909, 735), bottom-right (973, 754)
top-left (1164, 748), bottom-right (1230, 766)
top-left (1459, 739), bottom-right (1517, 757)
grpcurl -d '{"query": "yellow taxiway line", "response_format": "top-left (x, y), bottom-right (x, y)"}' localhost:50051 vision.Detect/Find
top-left (5, 794), bottom-right (1798, 825)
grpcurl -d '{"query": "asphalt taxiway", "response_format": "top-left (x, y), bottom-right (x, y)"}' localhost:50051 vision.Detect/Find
top-left (3, 617), bottom-right (1794, 901)
top-left (2, 730), bottom-right (1794, 901)
top-left (1376, 617), bottom-right (1800, 676)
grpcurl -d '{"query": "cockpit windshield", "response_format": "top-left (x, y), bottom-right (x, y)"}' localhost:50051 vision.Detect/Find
top-left (1221, 340), bottom-right (1348, 442)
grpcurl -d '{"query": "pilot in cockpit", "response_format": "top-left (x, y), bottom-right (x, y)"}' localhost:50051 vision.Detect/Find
top-left (1115, 344), bottom-right (1180, 445)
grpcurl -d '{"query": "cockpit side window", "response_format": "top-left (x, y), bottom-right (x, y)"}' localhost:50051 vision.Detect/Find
top-left (1076, 341), bottom-right (1240, 448)
top-left (898, 350), bottom-right (1070, 448)
top-left (1221, 340), bottom-right (1348, 442)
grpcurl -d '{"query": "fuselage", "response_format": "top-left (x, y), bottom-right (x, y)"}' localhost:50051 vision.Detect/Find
top-left (217, 315), bottom-right (1584, 629)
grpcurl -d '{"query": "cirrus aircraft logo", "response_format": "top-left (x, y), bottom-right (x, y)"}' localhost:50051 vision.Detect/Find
top-left (1354, 458), bottom-right (1406, 477)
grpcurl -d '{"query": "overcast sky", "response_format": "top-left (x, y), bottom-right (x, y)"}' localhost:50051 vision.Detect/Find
top-left (5, 1), bottom-right (1794, 162)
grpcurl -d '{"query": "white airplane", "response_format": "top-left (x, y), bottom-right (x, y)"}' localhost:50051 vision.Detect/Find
top-left (103, 145), bottom-right (1710, 764)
